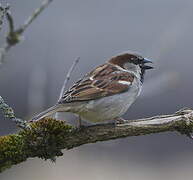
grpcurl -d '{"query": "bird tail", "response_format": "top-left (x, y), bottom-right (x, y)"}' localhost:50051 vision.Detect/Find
top-left (30, 104), bottom-right (65, 122)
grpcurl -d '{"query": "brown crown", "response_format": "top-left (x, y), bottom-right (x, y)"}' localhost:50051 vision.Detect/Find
top-left (108, 53), bottom-right (141, 68)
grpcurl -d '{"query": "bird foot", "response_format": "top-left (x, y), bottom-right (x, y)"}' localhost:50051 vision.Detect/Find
top-left (176, 110), bottom-right (193, 139)
top-left (115, 117), bottom-right (128, 126)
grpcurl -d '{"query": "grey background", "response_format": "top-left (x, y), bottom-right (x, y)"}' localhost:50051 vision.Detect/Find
top-left (1, 0), bottom-right (193, 179)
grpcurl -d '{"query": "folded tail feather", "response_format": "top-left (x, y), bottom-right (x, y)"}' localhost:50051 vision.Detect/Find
top-left (30, 104), bottom-right (61, 122)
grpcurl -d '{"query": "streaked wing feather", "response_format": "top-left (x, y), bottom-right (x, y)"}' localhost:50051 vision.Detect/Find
top-left (59, 63), bottom-right (134, 103)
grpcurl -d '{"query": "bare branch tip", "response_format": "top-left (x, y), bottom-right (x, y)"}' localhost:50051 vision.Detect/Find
top-left (58, 56), bottom-right (80, 100)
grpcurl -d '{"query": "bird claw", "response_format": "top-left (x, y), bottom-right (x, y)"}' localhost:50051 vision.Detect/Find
top-left (115, 118), bottom-right (128, 125)
top-left (181, 111), bottom-right (193, 139)
top-left (183, 113), bottom-right (192, 126)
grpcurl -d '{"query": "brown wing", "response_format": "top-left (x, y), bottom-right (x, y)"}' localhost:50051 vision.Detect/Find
top-left (59, 63), bottom-right (134, 103)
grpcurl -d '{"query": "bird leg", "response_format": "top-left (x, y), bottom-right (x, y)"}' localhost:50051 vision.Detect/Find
top-left (78, 115), bottom-right (82, 128)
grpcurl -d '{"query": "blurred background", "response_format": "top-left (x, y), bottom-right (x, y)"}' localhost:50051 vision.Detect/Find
top-left (1, 0), bottom-right (193, 179)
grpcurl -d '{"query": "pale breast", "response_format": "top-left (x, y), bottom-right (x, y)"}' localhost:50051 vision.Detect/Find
top-left (78, 77), bottom-right (142, 123)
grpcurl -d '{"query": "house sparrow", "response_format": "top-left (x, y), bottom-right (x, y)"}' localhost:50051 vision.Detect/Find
top-left (31, 51), bottom-right (153, 126)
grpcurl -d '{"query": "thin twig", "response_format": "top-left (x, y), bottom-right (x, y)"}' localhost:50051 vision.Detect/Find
top-left (16, 0), bottom-right (53, 34)
top-left (0, 3), bottom-right (9, 32)
top-left (0, 0), bottom-right (53, 64)
top-left (0, 10), bottom-right (16, 64)
top-left (0, 96), bottom-right (28, 129)
top-left (0, 0), bottom-right (53, 127)
top-left (0, 10), bottom-right (17, 65)
top-left (0, 44), bottom-right (10, 65)
top-left (55, 57), bottom-right (80, 119)
top-left (5, 9), bottom-right (14, 33)
top-left (0, 5), bottom-right (4, 31)
top-left (58, 57), bottom-right (80, 100)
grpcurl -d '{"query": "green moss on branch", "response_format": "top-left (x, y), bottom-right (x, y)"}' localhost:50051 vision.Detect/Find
top-left (0, 118), bottom-right (73, 172)
top-left (0, 109), bottom-right (193, 173)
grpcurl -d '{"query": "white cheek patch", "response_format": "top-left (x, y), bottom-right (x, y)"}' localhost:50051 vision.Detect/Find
top-left (118, 80), bottom-right (131, 86)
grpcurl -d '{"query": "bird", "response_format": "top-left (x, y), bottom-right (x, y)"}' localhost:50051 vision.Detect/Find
top-left (30, 51), bottom-right (153, 126)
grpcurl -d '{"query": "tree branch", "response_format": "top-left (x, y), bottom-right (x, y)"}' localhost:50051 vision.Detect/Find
top-left (0, 96), bottom-right (28, 128)
top-left (16, 0), bottom-right (53, 35)
top-left (0, 0), bottom-right (53, 128)
top-left (0, 108), bottom-right (193, 173)
top-left (0, 0), bottom-right (53, 64)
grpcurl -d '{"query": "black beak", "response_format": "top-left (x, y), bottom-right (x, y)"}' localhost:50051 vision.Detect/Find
top-left (142, 58), bottom-right (153, 70)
